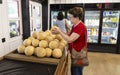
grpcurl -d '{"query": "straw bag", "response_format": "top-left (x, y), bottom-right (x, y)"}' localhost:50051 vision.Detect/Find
top-left (71, 47), bottom-right (89, 66)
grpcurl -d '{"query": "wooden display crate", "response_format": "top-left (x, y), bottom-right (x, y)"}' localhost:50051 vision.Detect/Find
top-left (4, 49), bottom-right (67, 65)
top-left (54, 51), bottom-right (71, 75)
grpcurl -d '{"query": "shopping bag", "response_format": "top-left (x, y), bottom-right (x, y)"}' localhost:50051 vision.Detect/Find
top-left (71, 47), bottom-right (89, 66)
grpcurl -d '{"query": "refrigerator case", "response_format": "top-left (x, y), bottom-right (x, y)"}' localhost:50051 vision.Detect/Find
top-left (101, 10), bottom-right (120, 44)
top-left (84, 11), bottom-right (100, 43)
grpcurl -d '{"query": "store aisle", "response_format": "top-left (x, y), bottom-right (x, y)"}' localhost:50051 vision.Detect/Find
top-left (83, 52), bottom-right (120, 75)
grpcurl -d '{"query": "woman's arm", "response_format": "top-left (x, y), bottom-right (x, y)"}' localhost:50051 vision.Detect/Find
top-left (52, 27), bottom-right (80, 43)
top-left (59, 31), bottom-right (80, 43)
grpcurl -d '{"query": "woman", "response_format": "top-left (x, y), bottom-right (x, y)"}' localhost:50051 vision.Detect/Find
top-left (53, 11), bottom-right (69, 33)
top-left (52, 7), bottom-right (87, 75)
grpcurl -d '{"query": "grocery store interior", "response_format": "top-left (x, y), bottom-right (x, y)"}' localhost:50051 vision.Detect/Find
top-left (0, 0), bottom-right (120, 75)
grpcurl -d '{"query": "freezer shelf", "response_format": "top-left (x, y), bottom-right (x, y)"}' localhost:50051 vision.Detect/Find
top-left (101, 36), bottom-right (116, 44)
top-left (88, 36), bottom-right (98, 43)
top-left (84, 11), bottom-right (100, 43)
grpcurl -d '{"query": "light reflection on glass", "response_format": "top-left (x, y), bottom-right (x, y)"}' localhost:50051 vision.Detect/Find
top-left (9, 20), bottom-right (20, 38)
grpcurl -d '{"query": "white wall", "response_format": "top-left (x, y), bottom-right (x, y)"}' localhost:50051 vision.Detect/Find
top-left (0, 3), bottom-right (5, 57)
top-left (49, 0), bottom-right (120, 4)
top-left (0, 0), bottom-right (23, 57)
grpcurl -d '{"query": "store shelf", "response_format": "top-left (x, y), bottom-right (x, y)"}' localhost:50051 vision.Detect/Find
top-left (87, 26), bottom-right (99, 28)
top-left (88, 35), bottom-right (98, 37)
top-left (102, 27), bottom-right (117, 29)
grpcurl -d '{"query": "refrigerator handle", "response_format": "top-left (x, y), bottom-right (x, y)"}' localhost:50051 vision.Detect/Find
top-left (2, 38), bottom-right (6, 43)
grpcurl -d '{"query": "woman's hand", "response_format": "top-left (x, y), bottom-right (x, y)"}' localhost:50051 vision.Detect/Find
top-left (51, 26), bottom-right (61, 34)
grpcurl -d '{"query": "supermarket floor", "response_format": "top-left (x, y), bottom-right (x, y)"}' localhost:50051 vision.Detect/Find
top-left (83, 52), bottom-right (120, 75)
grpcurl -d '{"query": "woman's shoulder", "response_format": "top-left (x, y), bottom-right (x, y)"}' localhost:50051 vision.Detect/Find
top-left (77, 22), bottom-right (86, 29)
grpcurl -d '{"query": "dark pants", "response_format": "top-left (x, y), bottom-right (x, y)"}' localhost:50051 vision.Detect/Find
top-left (71, 66), bottom-right (83, 75)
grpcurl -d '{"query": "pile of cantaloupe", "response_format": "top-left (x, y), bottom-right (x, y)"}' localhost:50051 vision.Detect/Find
top-left (17, 27), bottom-right (67, 59)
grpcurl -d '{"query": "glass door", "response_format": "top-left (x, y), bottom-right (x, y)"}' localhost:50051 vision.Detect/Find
top-left (29, 1), bottom-right (42, 35)
top-left (50, 11), bottom-right (65, 27)
top-left (101, 10), bottom-right (119, 44)
top-left (8, 0), bottom-right (20, 38)
top-left (84, 11), bottom-right (100, 43)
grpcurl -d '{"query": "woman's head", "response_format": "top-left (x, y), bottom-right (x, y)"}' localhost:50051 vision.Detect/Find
top-left (68, 7), bottom-right (83, 20)
top-left (57, 11), bottom-right (64, 20)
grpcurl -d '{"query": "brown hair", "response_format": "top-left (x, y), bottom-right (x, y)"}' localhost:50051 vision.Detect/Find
top-left (68, 7), bottom-right (83, 20)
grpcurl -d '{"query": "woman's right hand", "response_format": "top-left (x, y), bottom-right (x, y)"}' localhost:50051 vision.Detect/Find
top-left (51, 26), bottom-right (61, 34)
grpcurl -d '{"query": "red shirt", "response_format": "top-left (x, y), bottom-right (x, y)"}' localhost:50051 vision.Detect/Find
top-left (69, 22), bottom-right (87, 52)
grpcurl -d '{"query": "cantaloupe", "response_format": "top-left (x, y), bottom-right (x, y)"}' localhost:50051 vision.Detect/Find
top-left (45, 30), bottom-right (51, 35)
top-left (39, 40), bottom-right (48, 48)
top-left (45, 48), bottom-right (52, 57)
top-left (34, 47), bottom-right (40, 56)
top-left (45, 36), bottom-right (54, 42)
top-left (36, 47), bottom-right (46, 57)
top-left (32, 39), bottom-right (39, 47)
top-left (52, 48), bottom-right (62, 58)
top-left (58, 42), bottom-right (66, 52)
top-left (61, 39), bottom-right (67, 46)
top-left (37, 32), bottom-right (47, 40)
top-left (54, 39), bottom-right (60, 43)
top-left (32, 31), bottom-right (39, 39)
top-left (55, 34), bottom-right (62, 41)
top-left (23, 39), bottom-right (32, 46)
top-left (50, 34), bottom-right (56, 39)
top-left (24, 46), bottom-right (34, 56)
top-left (28, 36), bottom-right (35, 41)
top-left (17, 44), bottom-right (25, 53)
top-left (49, 40), bottom-right (59, 49)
